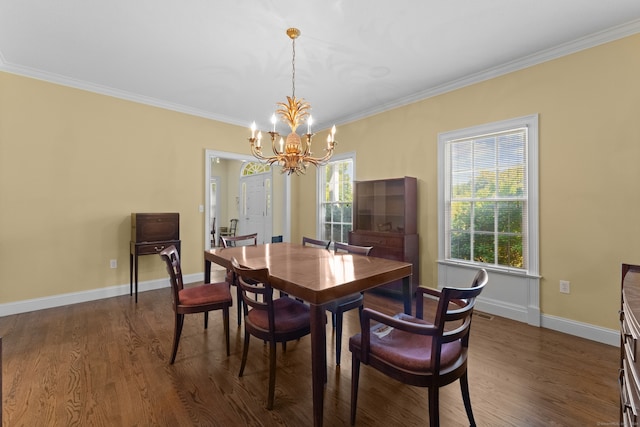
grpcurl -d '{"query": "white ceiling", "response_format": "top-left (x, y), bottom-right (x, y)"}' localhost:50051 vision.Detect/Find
top-left (2, 1), bottom-right (640, 132)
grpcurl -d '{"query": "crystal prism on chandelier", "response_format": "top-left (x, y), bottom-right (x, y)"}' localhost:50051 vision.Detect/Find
top-left (248, 28), bottom-right (337, 175)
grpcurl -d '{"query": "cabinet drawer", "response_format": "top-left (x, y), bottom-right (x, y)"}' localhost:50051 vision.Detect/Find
top-left (350, 233), bottom-right (403, 248)
top-left (622, 359), bottom-right (640, 426)
top-left (136, 242), bottom-right (178, 255)
top-left (624, 298), bottom-right (640, 363)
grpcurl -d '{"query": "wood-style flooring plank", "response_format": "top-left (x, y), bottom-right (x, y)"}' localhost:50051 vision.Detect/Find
top-left (0, 283), bottom-right (619, 426)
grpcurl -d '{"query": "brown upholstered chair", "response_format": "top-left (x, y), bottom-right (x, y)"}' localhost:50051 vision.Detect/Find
top-left (221, 233), bottom-right (258, 326)
top-left (231, 257), bottom-right (311, 410)
top-left (328, 242), bottom-right (373, 366)
top-left (349, 269), bottom-right (488, 426)
top-left (159, 245), bottom-right (232, 363)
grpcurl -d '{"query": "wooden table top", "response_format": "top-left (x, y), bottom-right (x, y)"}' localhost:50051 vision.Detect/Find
top-left (205, 242), bottom-right (412, 305)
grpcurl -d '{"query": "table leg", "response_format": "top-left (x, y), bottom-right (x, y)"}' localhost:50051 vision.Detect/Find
top-left (129, 252), bottom-right (133, 296)
top-left (310, 303), bottom-right (326, 427)
top-left (134, 253), bottom-right (139, 303)
top-left (204, 259), bottom-right (211, 284)
top-left (402, 275), bottom-right (411, 315)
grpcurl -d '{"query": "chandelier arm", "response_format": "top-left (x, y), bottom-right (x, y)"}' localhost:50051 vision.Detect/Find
top-left (250, 142), bottom-right (271, 162)
top-left (303, 134), bottom-right (312, 157)
top-left (308, 143), bottom-right (337, 165)
top-left (269, 131), bottom-right (281, 156)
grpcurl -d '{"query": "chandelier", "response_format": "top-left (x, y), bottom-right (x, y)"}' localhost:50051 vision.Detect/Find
top-left (248, 28), bottom-right (337, 175)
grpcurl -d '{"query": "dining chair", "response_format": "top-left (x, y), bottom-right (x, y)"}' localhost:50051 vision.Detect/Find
top-left (159, 245), bottom-right (232, 363)
top-left (230, 257), bottom-right (311, 410)
top-left (302, 236), bottom-right (331, 250)
top-left (218, 218), bottom-right (239, 246)
top-left (221, 233), bottom-right (258, 326)
top-left (210, 217), bottom-right (216, 247)
top-left (220, 232), bottom-right (257, 248)
top-left (291, 236), bottom-right (331, 301)
top-left (349, 269), bottom-right (488, 426)
top-left (328, 242), bottom-right (373, 366)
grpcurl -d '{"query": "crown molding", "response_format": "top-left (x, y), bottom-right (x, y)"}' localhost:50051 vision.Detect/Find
top-left (334, 18), bottom-right (640, 127)
top-left (2, 19), bottom-right (640, 130)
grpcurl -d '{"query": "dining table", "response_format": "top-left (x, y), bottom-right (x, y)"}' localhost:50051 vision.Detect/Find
top-left (204, 242), bottom-right (413, 427)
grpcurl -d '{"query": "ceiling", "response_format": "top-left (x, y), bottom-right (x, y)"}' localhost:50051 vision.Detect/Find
top-left (2, 1), bottom-right (640, 132)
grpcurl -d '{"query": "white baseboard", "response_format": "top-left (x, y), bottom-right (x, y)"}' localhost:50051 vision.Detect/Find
top-left (476, 296), bottom-right (618, 347)
top-left (1, 272), bottom-right (618, 347)
top-left (0, 273), bottom-right (204, 317)
top-left (540, 313), bottom-right (619, 347)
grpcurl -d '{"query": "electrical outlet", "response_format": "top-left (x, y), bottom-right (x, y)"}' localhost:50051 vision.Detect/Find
top-left (110, 259), bottom-right (117, 269)
top-left (559, 280), bottom-right (570, 294)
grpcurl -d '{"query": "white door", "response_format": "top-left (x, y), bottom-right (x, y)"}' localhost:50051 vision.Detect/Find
top-left (239, 173), bottom-right (272, 244)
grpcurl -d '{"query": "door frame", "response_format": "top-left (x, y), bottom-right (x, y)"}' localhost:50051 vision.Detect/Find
top-left (204, 149), bottom-right (291, 249)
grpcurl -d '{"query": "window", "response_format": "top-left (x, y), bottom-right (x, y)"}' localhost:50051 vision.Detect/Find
top-left (438, 115), bottom-right (538, 274)
top-left (318, 153), bottom-right (355, 243)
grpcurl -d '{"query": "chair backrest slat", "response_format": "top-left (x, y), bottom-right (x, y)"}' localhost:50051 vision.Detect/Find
top-left (231, 257), bottom-right (276, 330)
top-left (334, 242), bottom-right (373, 256)
top-left (159, 245), bottom-right (184, 305)
top-left (421, 269), bottom-right (488, 365)
top-left (302, 236), bottom-right (331, 249)
top-left (221, 233), bottom-right (258, 248)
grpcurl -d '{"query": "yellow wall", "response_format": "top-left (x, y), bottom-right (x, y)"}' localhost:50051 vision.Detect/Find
top-left (2, 33), bottom-right (639, 331)
top-left (295, 34), bottom-right (640, 330)
top-left (0, 73), bottom-right (247, 301)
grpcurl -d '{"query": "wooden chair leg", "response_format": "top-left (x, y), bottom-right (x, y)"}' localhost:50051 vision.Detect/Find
top-left (335, 310), bottom-right (344, 366)
top-left (460, 372), bottom-right (477, 426)
top-left (236, 285), bottom-right (243, 327)
top-left (170, 313), bottom-right (184, 364)
top-left (428, 386), bottom-right (439, 427)
top-left (267, 340), bottom-right (277, 410)
top-left (223, 307), bottom-right (230, 356)
top-left (239, 330), bottom-right (250, 377)
top-left (350, 355), bottom-right (360, 425)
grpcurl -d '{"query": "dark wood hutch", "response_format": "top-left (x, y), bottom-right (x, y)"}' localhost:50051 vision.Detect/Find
top-left (348, 176), bottom-right (419, 296)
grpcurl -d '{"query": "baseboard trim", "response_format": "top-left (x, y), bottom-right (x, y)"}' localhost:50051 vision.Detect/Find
top-left (1, 272), bottom-right (618, 347)
top-left (476, 297), bottom-right (618, 347)
top-left (540, 313), bottom-right (619, 347)
top-left (0, 273), bottom-right (204, 317)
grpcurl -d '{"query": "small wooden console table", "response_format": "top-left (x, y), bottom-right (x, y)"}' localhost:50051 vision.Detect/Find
top-left (129, 212), bottom-right (180, 303)
top-left (130, 239), bottom-right (180, 303)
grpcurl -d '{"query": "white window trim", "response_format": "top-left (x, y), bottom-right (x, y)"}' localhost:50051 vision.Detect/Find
top-left (316, 151), bottom-right (356, 240)
top-left (437, 114), bottom-right (540, 326)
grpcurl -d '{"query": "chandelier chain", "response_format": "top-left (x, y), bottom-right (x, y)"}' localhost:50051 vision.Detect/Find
top-left (291, 37), bottom-right (296, 98)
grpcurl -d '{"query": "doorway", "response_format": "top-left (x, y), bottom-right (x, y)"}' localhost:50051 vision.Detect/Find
top-left (239, 171), bottom-right (272, 244)
top-left (204, 149), bottom-right (290, 249)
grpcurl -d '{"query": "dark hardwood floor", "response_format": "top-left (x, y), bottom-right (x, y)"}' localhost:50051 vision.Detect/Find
top-left (0, 272), bottom-right (619, 426)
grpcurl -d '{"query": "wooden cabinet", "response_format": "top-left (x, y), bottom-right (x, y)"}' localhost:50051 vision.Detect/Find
top-left (621, 263), bottom-right (640, 425)
top-left (349, 177), bottom-right (418, 296)
top-left (131, 212), bottom-right (180, 242)
top-left (130, 213), bottom-right (180, 302)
